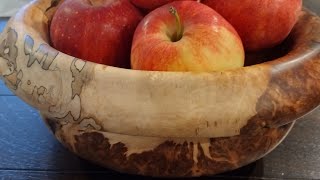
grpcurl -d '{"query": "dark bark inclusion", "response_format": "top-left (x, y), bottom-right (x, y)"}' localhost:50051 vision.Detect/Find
top-left (41, 118), bottom-right (292, 177)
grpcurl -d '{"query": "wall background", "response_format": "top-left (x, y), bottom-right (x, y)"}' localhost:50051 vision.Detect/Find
top-left (0, 0), bottom-right (31, 17)
top-left (304, 0), bottom-right (320, 14)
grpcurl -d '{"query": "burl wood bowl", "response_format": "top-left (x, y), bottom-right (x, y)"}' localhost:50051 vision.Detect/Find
top-left (1, 0), bottom-right (320, 177)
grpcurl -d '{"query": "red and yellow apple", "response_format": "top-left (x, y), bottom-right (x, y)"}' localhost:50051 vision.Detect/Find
top-left (130, 0), bottom-right (196, 11)
top-left (202, 0), bottom-right (302, 51)
top-left (50, 0), bottom-right (143, 68)
top-left (131, 1), bottom-right (244, 72)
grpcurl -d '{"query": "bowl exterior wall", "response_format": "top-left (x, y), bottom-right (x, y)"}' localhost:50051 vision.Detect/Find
top-left (42, 114), bottom-right (294, 177)
top-left (0, 0), bottom-right (319, 177)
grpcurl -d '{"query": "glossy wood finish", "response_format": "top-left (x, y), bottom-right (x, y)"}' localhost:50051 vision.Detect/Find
top-left (0, 0), bottom-right (320, 177)
top-left (0, 95), bottom-right (319, 179)
top-left (0, 0), bottom-right (319, 139)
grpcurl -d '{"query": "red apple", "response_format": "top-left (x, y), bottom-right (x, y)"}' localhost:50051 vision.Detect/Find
top-left (131, 1), bottom-right (244, 72)
top-left (130, 0), bottom-right (196, 11)
top-left (50, 0), bottom-right (143, 68)
top-left (202, 0), bottom-right (302, 51)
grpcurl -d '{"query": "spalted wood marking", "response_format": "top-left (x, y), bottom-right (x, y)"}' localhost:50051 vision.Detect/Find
top-left (0, 28), bottom-right (19, 90)
top-left (70, 59), bottom-right (87, 99)
top-left (0, 28), bottom-right (18, 71)
top-left (1, 0), bottom-right (320, 177)
top-left (24, 35), bottom-right (58, 70)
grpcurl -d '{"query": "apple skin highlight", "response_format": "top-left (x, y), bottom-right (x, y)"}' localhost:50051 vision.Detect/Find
top-left (131, 1), bottom-right (244, 72)
top-left (50, 0), bottom-right (143, 68)
top-left (202, 0), bottom-right (302, 51)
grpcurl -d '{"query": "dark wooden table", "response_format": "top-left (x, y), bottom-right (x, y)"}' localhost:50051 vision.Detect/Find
top-left (1, 1), bottom-right (320, 179)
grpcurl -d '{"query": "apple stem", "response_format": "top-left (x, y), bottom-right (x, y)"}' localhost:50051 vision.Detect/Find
top-left (169, 6), bottom-right (183, 42)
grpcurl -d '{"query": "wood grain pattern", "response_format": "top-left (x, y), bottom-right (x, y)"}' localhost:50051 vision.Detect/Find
top-left (0, 96), bottom-right (319, 179)
top-left (0, 0), bottom-right (319, 141)
top-left (0, 1), bottom-right (320, 179)
top-left (43, 7), bottom-right (320, 177)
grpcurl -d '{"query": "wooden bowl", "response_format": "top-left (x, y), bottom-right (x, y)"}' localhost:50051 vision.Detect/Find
top-left (0, 0), bottom-right (320, 177)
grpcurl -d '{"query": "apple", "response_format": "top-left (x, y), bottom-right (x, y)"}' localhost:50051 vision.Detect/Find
top-left (131, 1), bottom-right (244, 72)
top-left (202, 0), bottom-right (302, 51)
top-left (50, 0), bottom-right (143, 68)
top-left (130, 0), bottom-right (196, 11)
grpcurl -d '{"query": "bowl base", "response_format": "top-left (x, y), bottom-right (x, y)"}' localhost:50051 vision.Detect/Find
top-left (41, 113), bottom-right (294, 177)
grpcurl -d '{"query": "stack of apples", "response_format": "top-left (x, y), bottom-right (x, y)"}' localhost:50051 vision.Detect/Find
top-left (50, 0), bottom-right (302, 72)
